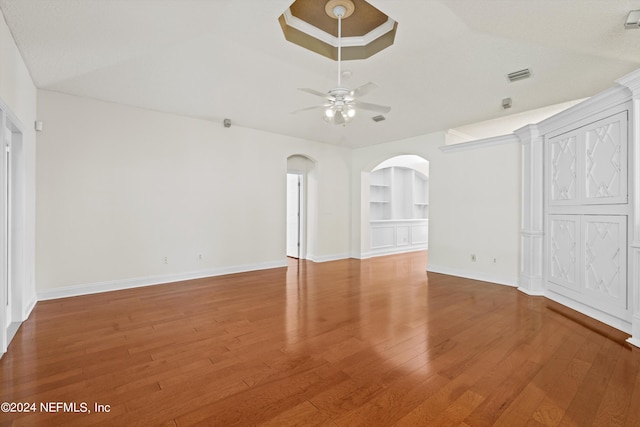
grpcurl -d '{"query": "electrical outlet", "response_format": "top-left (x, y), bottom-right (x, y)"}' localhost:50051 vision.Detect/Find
top-left (471, 254), bottom-right (477, 262)
top-left (198, 254), bottom-right (203, 261)
top-left (493, 258), bottom-right (497, 263)
top-left (162, 256), bottom-right (168, 264)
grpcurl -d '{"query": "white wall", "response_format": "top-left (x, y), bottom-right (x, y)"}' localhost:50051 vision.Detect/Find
top-left (0, 8), bottom-right (38, 351)
top-left (30, 71), bottom-right (521, 301)
top-left (0, 16), bottom-right (36, 130)
top-left (373, 154), bottom-right (429, 178)
top-left (447, 99), bottom-right (584, 144)
top-left (351, 132), bottom-right (521, 286)
top-left (36, 91), bottom-right (351, 296)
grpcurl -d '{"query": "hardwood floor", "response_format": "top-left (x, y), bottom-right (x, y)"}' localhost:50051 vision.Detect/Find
top-left (1, 251), bottom-right (640, 426)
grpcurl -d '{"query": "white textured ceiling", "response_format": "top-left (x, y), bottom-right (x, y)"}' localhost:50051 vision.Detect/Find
top-left (1, 0), bottom-right (640, 148)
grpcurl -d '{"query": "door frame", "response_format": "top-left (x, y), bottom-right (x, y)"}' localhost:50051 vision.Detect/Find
top-left (0, 100), bottom-right (27, 357)
top-left (286, 171), bottom-right (306, 259)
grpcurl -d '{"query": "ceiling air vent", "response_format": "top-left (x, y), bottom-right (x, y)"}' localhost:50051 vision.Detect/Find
top-left (625, 10), bottom-right (640, 29)
top-left (372, 115), bottom-right (386, 122)
top-left (507, 68), bottom-right (532, 82)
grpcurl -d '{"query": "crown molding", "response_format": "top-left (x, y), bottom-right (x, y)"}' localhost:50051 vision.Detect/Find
top-left (536, 85), bottom-right (630, 135)
top-left (616, 68), bottom-right (640, 95)
top-left (439, 133), bottom-right (518, 153)
top-left (282, 9), bottom-right (395, 48)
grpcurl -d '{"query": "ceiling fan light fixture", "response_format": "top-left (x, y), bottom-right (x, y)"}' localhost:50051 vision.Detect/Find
top-left (323, 104), bottom-right (356, 125)
top-left (293, 0), bottom-right (391, 125)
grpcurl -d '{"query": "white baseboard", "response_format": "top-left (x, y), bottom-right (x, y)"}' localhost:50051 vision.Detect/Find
top-left (23, 296), bottom-right (37, 321)
top-left (6, 322), bottom-right (20, 345)
top-left (369, 245), bottom-right (428, 258)
top-left (37, 259), bottom-right (288, 301)
top-left (517, 286), bottom-right (545, 296)
top-left (517, 274), bottom-right (545, 296)
top-left (544, 290), bottom-right (632, 334)
top-left (627, 337), bottom-right (640, 348)
top-left (427, 264), bottom-right (518, 287)
top-left (351, 246), bottom-right (428, 260)
top-left (306, 253), bottom-right (350, 263)
top-left (351, 252), bottom-right (372, 260)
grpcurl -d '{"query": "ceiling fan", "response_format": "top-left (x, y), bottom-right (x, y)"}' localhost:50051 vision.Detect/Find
top-left (293, 0), bottom-right (391, 126)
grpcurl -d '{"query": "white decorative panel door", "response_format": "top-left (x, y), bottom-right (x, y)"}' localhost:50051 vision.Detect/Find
top-left (411, 224), bottom-right (428, 245)
top-left (544, 108), bottom-right (630, 324)
top-left (583, 215), bottom-right (627, 310)
top-left (549, 215), bottom-right (580, 291)
top-left (583, 112), bottom-right (627, 205)
top-left (548, 111), bottom-right (627, 207)
top-left (549, 133), bottom-right (577, 204)
top-left (396, 226), bottom-right (409, 246)
top-left (371, 226), bottom-right (394, 249)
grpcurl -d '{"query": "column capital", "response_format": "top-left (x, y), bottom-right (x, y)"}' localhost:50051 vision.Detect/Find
top-left (514, 123), bottom-right (541, 145)
top-left (616, 68), bottom-right (640, 97)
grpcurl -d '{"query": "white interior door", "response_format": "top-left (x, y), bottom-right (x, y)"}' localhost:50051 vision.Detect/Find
top-left (3, 126), bottom-right (11, 328)
top-left (286, 173), bottom-right (301, 258)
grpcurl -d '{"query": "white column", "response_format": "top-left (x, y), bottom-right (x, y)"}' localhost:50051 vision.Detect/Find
top-left (0, 110), bottom-right (5, 355)
top-left (617, 69), bottom-right (640, 348)
top-left (360, 171), bottom-right (371, 258)
top-left (515, 124), bottom-right (545, 296)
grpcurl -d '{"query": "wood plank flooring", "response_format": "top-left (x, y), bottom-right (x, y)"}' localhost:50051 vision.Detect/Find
top-left (1, 251), bottom-right (640, 426)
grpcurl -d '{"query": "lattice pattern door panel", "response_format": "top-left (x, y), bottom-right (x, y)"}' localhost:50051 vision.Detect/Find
top-left (584, 116), bottom-right (627, 204)
top-left (545, 109), bottom-right (629, 321)
top-left (550, 134), bottom-right (577, 203)
top-left (549, 215), bottom-right (579, 291)
top-left (547, 111), bottom-right (627, 206)
top-left (583, 215), bottom-right (627, 310)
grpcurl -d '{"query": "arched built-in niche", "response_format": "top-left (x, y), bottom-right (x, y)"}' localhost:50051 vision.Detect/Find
top-left (286, 155), bottom-right (317, 260)
top-left (363, 154), bottom-right (430, 257)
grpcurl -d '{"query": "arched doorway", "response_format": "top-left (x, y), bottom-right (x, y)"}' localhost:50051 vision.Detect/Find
top-left (286, 155), bottom-right (317, 260)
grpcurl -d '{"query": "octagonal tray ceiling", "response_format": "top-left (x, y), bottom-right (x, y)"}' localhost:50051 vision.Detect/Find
top-left (279, 0), bottom-right (397, 60)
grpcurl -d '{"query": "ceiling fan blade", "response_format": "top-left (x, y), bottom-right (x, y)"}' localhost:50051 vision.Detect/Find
top-left (291, 105), bottom-right (326, 114)
top-left (298, 88), bottom-right (329, 99)
top-left (350, 82), bottom-right (378, 98)
top-left (354, 100), bottom-right (391, 114)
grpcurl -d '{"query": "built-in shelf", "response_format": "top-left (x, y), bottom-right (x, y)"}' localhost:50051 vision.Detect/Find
top-left (370, 166), bottom-right (428, 221)
top-left (369, 166), bottom-right (429, 255)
